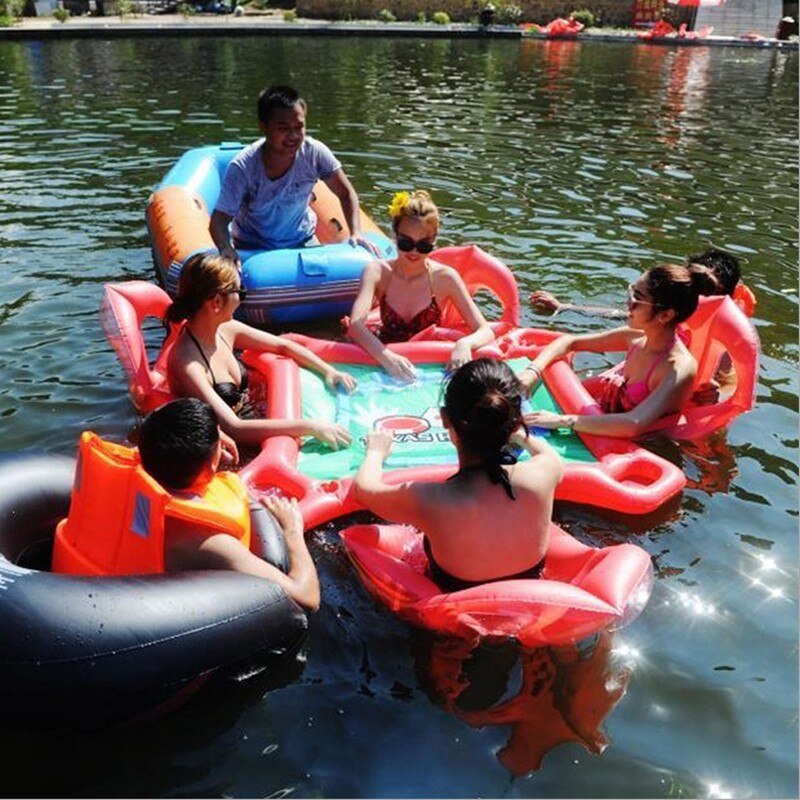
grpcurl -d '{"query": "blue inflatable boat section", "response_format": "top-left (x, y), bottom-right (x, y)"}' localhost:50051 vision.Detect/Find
top-left (155, 144), bottom-right (395, 326)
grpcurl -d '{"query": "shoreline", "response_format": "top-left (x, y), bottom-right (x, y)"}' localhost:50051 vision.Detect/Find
top-left (0, 14), bottom-right (797, 48)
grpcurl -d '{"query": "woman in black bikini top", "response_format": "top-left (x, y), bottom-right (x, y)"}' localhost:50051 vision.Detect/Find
top-left (184, 327), bottom-right (250, 413)
top-left (353, 359), bottom-right (564, 592)
top-left (166, 252), bottom-right (358, 452)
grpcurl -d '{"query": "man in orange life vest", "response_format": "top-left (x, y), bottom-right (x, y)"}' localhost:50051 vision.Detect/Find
top-left (138, 398), bottom-right (320, 611)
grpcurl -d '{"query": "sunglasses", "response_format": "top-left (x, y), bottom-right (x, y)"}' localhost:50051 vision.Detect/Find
top-left (626, 283), bottom-right (658, 307)
top-left (396, 235), bottom-right (435, 254)
top-left (222, 285), bottom-right (248, 301)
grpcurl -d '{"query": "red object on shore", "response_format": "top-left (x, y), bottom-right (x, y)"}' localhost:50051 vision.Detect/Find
top-left (637, 19), bottom-right (676, 38)
top-left (538, 17), bottom-right (584, 38)
top-left (667, 0), bottom-right (725, 6)
top-left (677, 22), bottom-right (714, 37)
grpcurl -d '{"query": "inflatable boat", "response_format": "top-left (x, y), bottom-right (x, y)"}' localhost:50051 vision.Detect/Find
top-left (0, 452), bottom-right (307, 731)
top-left (146, 143), bottom-right (395, 326)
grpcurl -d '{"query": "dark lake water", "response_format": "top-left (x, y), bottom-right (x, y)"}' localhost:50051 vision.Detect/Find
top-left (0, 36), bottom-right (797, 798)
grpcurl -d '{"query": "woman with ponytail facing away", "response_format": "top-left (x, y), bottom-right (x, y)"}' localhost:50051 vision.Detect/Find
top-left (520, 263), bottom-right (719, 438)
top-left (354, 359), bottom-right (563, 591)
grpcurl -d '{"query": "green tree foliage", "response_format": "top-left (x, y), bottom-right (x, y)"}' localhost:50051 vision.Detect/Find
top-left (570, 8), bottom-right (595, 27)
top-left (0, 0), bottom-right (25, 25)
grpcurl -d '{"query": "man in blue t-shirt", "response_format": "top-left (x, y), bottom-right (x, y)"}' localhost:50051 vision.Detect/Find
top-left (211, 85), bottom-right (378, 264)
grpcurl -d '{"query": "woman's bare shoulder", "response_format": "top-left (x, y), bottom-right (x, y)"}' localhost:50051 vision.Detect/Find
top-left (368, 259), bottom-right (394, 288)
top-left (167, 334), bottom-right (192, 368)
top-left (663, 343), bottom-right (698, 383)
top-left (429, 262), bottom-right (466, 292)
top-left (167, 335), bottom-right (208, 387)
top-left (428, 260), bottom-right (459, 279)
top-left (511, 456), bottom-right (562, 491)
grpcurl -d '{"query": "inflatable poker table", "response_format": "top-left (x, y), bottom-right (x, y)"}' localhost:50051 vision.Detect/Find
top-left (295, 358), bottom-right (593, 479)
top-left (239, 338), bottom-right (687, 528)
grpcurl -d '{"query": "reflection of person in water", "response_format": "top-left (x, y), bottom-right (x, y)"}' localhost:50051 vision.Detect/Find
top-left (681, 434), bottom-right (740, 496)
top-left (415, 631), bottom-right (630, 775)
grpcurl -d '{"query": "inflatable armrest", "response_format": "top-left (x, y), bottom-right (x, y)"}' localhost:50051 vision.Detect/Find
top-left (343, 527), bottom-right (440, 607)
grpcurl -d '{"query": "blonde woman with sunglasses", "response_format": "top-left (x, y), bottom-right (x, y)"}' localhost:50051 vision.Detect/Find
top-left (347, 190), bottom-right (494, 382)
top-left (519, 264), bottom-right (719, 438)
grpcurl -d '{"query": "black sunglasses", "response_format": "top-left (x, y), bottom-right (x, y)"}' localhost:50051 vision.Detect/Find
top-left (222, 285), bottom-right (248, 301)
top-left (396, 235), bottom-right (435, 254)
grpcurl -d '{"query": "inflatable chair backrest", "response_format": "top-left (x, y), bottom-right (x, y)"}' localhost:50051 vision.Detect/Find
top-left (681, 295), bottom-right (758, 410)
top-left (650, 294), bottom-right (759, 439)
top-left (100, 281), bottom-right (179, 414)
top-left (433, 244), bottom-right (520, 330)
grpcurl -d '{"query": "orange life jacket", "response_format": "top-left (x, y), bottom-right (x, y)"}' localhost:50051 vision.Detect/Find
top-left (52, 431), bottom-right (251, 576)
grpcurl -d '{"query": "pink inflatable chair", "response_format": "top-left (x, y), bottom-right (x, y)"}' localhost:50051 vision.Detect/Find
top-left (582, 295), bottom-right (759, 439)
top-left (100, 281), bottom-right (178, 414)
top-left (340, 523), bottom-right (653, 647)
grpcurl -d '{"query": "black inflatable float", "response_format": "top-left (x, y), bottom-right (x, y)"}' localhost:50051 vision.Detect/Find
top-left (0, 454), bottom-right (307, 731)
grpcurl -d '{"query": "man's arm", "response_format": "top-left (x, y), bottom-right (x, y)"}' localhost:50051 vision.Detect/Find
top-left (324, 169), bottom-right (381, 257)
top-left (530, 290), bottom-right (626, 319)
top-left (165, 497), bottom-right (320, 611)
top-left (210, 209), bottom-right (241, 267)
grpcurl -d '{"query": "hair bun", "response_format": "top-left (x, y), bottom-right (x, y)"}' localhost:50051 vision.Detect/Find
top-left (689, 263), bottom-right (720, 296)
top-left (444, 359), bottom-right (525, 459)
top-left (468, 391), bottom-right (519, 446)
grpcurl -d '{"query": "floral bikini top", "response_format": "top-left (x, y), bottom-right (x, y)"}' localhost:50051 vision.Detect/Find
top-left (377, 266), bottom-right (442, 344)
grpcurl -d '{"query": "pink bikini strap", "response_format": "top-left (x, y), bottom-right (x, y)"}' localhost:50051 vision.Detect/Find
top-left (641, 333), bottom-right (678, 383)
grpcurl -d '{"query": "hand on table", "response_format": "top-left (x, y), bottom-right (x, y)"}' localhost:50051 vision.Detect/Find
top-left (382, 350), bottom-right (418, 383)
top-left (308, 420), bottom-right (353, 450)
top-left (365, 430), bottom-right (394, 461)
top-left (523, 410), bottom-right (569, 430)
top-left (446, 340), bottom-right (472, 374)
top-left (326, 368), bottom-right (358, 394)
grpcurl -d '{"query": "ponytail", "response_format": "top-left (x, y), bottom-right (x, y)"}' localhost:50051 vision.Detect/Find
top-left (166, 252), bottom-right (239, 323)
top-left (444, 359), bottom-right (526, 498)
top-left (166, 296), bottom-right (194, 324)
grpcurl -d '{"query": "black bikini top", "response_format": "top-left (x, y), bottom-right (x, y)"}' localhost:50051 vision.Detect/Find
top-left (184, 328), bottom-right (249, 410)
top-left (450, 452), bottom-right (517, 500)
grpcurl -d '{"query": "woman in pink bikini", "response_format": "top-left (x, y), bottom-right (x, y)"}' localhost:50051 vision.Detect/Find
top-left (347, 190), bottom-right (494, 382)
top-left (520, 263), bottom-right (719, 438)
